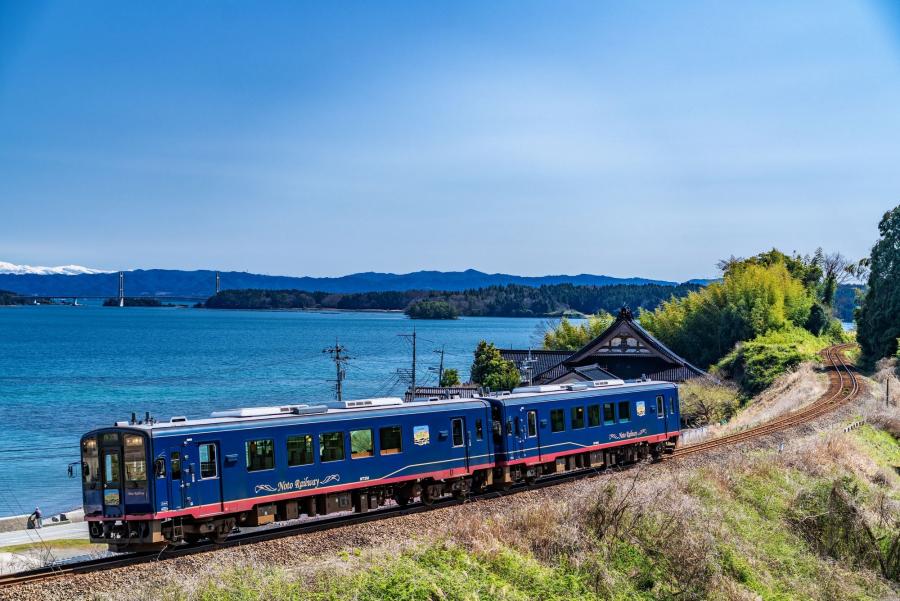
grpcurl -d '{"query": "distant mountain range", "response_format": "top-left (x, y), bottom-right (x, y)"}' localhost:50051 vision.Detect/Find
top-left (0, 265), bottom-right (713, 298)
top-left (0, 261), bottom-right (111, 276)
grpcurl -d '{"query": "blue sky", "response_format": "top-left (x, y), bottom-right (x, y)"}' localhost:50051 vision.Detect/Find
top-left (1, 1), bottom-right (899, 281)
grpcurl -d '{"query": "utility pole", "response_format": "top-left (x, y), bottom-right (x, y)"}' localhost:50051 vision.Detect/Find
top-left (398, 329), bottom-right (417, 401)
top-left (432, 346), bottom-right (445, 385)
top-left (521, 348), bottom-right (537, 386)
top-left (215, 271), bottom-right (221, 295)
top-left (118, 271), bottom-right (125, 307)
top-left (323, 340), bottom-right (349, 402)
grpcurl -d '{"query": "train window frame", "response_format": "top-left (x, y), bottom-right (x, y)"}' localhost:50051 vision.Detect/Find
top-left (379, 426), bottom-right (402, 455)
top-left (571, 406), bottom-right (585, 430)
top-left (199, 443), bottom-right (218, 479)
top-left (320, 432), bottom-right (345, 462)
top-left (171, 452), bottom-right (182, 480)
top-left (656, 396), bottom-right (664, 418)
top-left (350, 429), bottom-right (374, 459)
top-left (287, 434), bottom-right (314, 467)
top-left (618, 401), bottom-right (631, 424)
top-left (602, 403), bottom-right (615, 426)
top-left (451, 418), bottom-right (465, 447)
top-left (588, 404), bottom-right (601, 427)
top-left (475, 419), bottom-right (484, 441)
top-left (550, 409), bottom-right (565, 432)
top-left (527, 410), bottom-right (538, 437)
top-left (245, 439), bottom-right (275, 472)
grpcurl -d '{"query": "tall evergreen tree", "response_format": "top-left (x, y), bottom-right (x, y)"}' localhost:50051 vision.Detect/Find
top-left (857, 205), bottom-right (900, 362)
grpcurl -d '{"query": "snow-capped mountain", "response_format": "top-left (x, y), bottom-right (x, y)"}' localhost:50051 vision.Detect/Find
top-left (0, 261), bottom-right (111, 276)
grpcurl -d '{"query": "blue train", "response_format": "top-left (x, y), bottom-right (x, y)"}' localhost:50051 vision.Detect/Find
top-left (80, 379), bottom-right (680, 551)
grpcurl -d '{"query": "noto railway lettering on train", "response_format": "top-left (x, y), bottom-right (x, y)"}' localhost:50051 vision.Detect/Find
top-left (79, 378), bottom-right (681, 551)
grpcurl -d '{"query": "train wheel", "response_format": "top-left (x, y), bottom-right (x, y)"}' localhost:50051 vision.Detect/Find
top-left (395, 493), bottom-right (411, 507)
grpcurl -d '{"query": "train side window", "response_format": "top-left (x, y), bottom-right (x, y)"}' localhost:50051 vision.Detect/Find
top-left (245, 439), bottom-right (275, 472)
top-left (124, 435), bottom-right (147, 490)
top-left (656, 396), bottom-right (664, 418)
top-left (350, 429), bottom-right (374, 459)
top-left (618, 401), bottom-right (631, 423)
top-left (550, 409), bottom-right (565, 432)
top-left (527, 410), bottom-right (537, 437)
top-left (379, 426), bottom-right (402, 455)
top-left (287, 435), bottom-right (314, 466)
top-left (154, 458), bottom-right (166, 478)
top-left (669, 397), bottom-right (676, 415)
top-left (320, 432), bottom-right (345, 462)
top-left (515, 417), bottom-right (523, 436)
top-left (451, 419), bottom-right (465, 447)
top-left (571, 406), bottom-right (585, 429)
top-left (475, 419), bottom-right (484, 441)
top-left (199, 443), bottom-right (218, 479)
top-left (588, 404), bottom-right (600, 427)
top-left (171, 452), bottom-right (181, 480)
top-left (602, 403), bottom-right (615, 426)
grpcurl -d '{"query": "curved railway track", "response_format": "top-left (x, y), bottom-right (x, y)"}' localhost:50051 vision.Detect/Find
top-left (0, 344), bottom-right (862, 590)
top-left (670, 343), bottom-right (861, 458)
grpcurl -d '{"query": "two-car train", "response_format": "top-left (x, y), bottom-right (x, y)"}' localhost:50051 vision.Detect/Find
top-left (80, 378), bottom-right (680, 551)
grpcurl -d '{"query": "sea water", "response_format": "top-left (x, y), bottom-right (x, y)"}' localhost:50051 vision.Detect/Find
top-left (0, 305), bottom-right (549, 516)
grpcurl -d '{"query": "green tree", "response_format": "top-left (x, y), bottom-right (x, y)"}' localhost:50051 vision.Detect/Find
top-left (439, 368), bottom-right (461, 387)
top-left (542, 312), bottom-right (614, 350)
top-left (857, 205), bottom-right (900, 363)
top-left (471, 340), bottom-right (521, 391)
top-left (640, 252), bottom-right (819, 368)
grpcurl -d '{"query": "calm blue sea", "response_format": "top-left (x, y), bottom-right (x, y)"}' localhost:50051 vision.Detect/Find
top-left (0, 306), bottom-right (549, 517)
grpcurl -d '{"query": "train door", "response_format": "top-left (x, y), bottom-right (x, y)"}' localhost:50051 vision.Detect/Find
top-left (99, 433), bottom-right (124, 518)
top-left (167, 449), bottom-right (184, 511)
top-left (656, 395), bottom-right (668, 439)
top-left (450, 418), bottom-right (469, 471)
top-left (185, 441), bottom-right (224, 512)
top-left (666, 394), bottom-right (680, 434)
top-left (526, 409), bottom-right (540, 460)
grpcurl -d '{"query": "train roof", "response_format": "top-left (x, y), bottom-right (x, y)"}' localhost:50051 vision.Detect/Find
top-left (93, 396), bottom-right (490, 438)
top-left (480, 379), bottom-right (675, 406)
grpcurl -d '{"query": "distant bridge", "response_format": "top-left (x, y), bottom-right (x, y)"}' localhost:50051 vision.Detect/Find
top-left (9, 271), bottom-right (220, 306)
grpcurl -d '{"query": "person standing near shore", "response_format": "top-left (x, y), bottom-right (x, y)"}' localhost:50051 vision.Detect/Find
top-left (32, 507), bottom-right (42, 529)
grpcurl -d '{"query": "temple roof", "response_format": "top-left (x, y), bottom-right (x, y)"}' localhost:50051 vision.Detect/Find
top-left (564, 307), bottom-right (706, 377)
top-left (499, 306), bottom-right (707, 383)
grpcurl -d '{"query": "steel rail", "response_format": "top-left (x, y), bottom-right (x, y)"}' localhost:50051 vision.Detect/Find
top-left (0, 344), bottom-right (861, 589)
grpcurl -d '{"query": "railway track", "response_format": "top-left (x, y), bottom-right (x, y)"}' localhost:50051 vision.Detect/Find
top-left (0, 344), bottom-right (862, 590)
top-left (670, 343), bottom-right (861, 458)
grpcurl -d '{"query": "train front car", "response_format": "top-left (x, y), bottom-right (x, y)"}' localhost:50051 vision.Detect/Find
top-left (483, 378), bottom-right (681, 486)
top-left (80, 397), bottom-right (496, 552)
top-left (81, 427), bottom-right (160, 552)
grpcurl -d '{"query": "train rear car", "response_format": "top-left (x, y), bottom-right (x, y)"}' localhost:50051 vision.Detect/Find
top-left (482, 379), bottom-right (680, 486)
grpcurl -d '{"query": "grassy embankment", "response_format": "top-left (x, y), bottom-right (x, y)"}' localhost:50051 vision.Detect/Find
top-left (161, 408), bottom-right (899, 600)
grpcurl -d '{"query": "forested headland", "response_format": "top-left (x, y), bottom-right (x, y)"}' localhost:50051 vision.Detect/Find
top-left (202, 282), bottom-right (703, 317)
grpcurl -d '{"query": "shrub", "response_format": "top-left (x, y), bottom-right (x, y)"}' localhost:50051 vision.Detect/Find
top-left (678, 380), bottom-right (740, 426)
top-left (439, 368), bottom-right (461, 387)
top-left (714, 326), bottom-right (829, 394)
